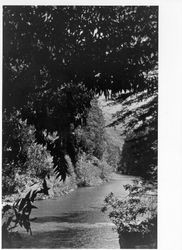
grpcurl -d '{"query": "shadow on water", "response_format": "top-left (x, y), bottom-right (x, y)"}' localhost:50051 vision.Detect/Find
top-left (33, 213), bottom-right (84, 224)
top-left (10, 227), bottom-right (119, 249)
top-left (33, 210), bottom-right (108, 224)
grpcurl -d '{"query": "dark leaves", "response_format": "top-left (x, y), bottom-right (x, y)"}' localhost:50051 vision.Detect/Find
top-left (2, 179), bottom-right (50, 239)
top-left (53, 153), bottom-right (70, 182)
top-left (41, 179), bottom-right (50, 195)
top-left (3, 6), bottom-right (158, 184)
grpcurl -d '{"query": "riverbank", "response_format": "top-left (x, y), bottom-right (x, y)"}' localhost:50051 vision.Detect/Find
top-left (2, 175), bottom-right (110, 208)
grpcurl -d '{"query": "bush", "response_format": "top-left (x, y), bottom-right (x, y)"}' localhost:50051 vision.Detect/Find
top-left (102, 180), bottom-right (157, 248)
top-left (25, 142), bottom-right (52, 179)
top-left (75, 153), bottom-right (102, 187)
top-left (98, 160), bottom-right (113, 181)
top-left (75, 153), bottom-right (112, 187)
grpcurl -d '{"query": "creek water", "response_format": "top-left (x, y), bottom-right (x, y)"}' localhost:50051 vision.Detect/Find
top-left (12, 174), bottom-right (135, 248)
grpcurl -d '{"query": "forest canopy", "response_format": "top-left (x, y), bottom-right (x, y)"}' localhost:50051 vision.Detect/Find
top-left (3, 6), bottom-right (158, 107)
top-left (3, 6), bottom-right (158, 182)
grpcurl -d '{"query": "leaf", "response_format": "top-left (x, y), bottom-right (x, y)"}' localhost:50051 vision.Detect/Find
top-left (30, 190), bottom-right (39, 202)
top-left (22, 217), bottom-right (31, 233)
top-left (18, 198), bottom-right (27, 212)
top-left (53, 152), bottom-right (70, 182)
top-left (41, 179), bottom-right (50, 195)
top-left (25, 190), bottom-right (31, 200)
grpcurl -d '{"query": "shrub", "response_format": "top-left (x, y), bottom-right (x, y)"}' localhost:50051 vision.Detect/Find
top-left (98, 160), bottom-right (113, 181)
top-left (25, 142), bottom-right (52, 179)
top-left (75, 153), bottom-right (102, 187)
top-left (102, 180), bottom-right (157, 248)
top-left (2, 179), bottom-right (50, 248)
top-left (75, 152), bottom-right (113, 187)
top-left (2, 163), bottom-right (17, 195)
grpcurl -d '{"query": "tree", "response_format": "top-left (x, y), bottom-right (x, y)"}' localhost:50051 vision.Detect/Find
top-left (2, 112), bottom-right (52, 195)
top-left (3, 6), bottom-right (158, 180)
top-left (117, 91), bottom-right (158, 181)
top-left (75, 98), bottom-right (106, 159)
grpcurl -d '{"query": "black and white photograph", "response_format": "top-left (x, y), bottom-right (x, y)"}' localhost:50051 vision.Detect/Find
top-left (1, 3), bottom-right (181, 249)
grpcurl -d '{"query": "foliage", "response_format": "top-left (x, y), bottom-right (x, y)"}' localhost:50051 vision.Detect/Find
top-left (2, 112), bottom-right (52, 195)
top-left (25, 143), bottom-right (52, 179)
top-left (104, 139), bottom-right (121, 171)
top-left (3, 111), bottom-right (26, 170)
top-left (102, 180), bottom-right (157, 247)
top-left (2, 164), bottom-right (17, 195)
top-left (2, 111), bottom-right (25, 195)
top-left (117, 90), bottom-right (157, 180)
top-left (46, 155), bottom-right (77, 198)
top-left (2, 7), bottom-right (158, 246)
top-left (98, 160), bottom-right (113, 181)
top-left (75, 98), bottom-right (106, 159)
top-left (3, 6), bottom-right (158, 99)
top-left (21, 83), bottom-right (93, 181)
top-left (2, 180), bottom-right (50, 248)
top-left (19, 119), bottom-right (52, 179)
top-left (3, 6), bottom-right (158, 181)
top-left (75, 153), bottom-right (101, 187)
top-left (74, 98), bottom-right (113, 186)
top-left (75, 153), bottom-right (112, 187)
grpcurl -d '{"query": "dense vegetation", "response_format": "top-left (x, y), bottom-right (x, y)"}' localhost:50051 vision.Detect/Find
top-left (3, 6), bottom-right (158, 183)
top-left (102, 180), bottom-right (157, 248)
top-left (101, 89), bottom-right (158, 248)
top-left (117, 90), bottom-right (158, 181)
top-left (3, 112), bottom-right (53, 195)
top-left (74, 99), bottom-right (115, 186)
top-left (3, 98), bottom-right (112, 196)
top-left (3, 5), bottom-right (158, 248)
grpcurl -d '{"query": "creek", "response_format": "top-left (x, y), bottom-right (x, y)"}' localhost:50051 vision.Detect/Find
top-left (13, 173), bottom-right (135, 248)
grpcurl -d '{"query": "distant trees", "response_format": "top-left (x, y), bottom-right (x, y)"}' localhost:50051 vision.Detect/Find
top-left (75, 99), bottom-right (106, 159)
top-left (74, 99), bottom-right (113, 187)
top-left (3, 6), bottom-right (158, 181)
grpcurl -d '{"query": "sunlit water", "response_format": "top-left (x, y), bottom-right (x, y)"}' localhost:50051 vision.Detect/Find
top-left (12, 174), bottom-right (135, 248)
